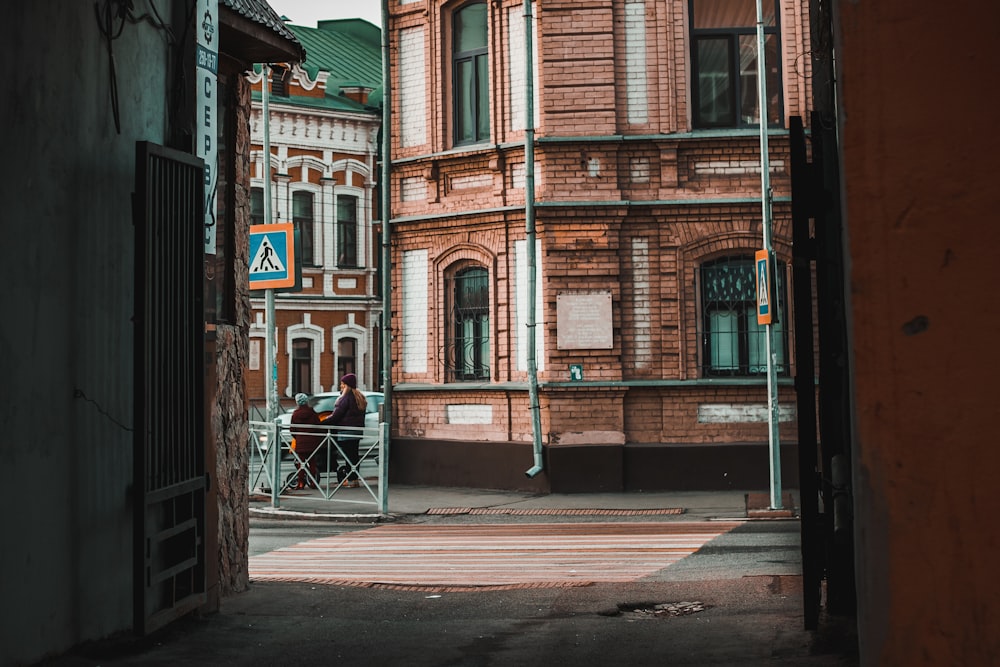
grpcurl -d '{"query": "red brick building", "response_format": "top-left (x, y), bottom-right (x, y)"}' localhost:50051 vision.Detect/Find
top-left (385, 0), bottom-right (812, 492)
top-left (246, 19), bottom-right (384, 412)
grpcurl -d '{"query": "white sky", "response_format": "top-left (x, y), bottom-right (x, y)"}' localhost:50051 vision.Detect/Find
top-left (266, 0), bottom-right (383, 28)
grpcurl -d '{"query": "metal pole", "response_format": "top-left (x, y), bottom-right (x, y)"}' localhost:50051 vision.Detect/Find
top-left (756, 0), bottom-right (782, 509)
top-left (262, 65), bottom-right (279, 422)
top-left (523, 0), bottom-right (543, 479)
top-left (379, 0), bottom-right (393, 501)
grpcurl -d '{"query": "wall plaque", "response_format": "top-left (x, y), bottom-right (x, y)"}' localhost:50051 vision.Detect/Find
top-left (556, 292), bottom-right (613, 350)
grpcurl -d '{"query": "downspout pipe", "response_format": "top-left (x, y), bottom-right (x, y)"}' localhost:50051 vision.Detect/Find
top-left (379, 0), bottom-right (393, 505)
top-left (523, 0), bottom-right (543, 478)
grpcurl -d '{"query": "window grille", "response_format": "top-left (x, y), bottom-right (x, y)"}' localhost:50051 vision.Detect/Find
top-left (700, 255), bottom-right (788, 376)
top-left (445, 266), bottom-right (491, 381)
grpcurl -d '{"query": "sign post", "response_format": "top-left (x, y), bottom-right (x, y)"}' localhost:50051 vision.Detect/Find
top-left (260, 66), bottom-right (279, 422)
top-left (755, 249), bottom-right (772, 325)
top-left (755, 0), bottom-right (782, 509)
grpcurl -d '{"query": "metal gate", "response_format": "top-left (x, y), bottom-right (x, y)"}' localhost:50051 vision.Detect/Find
top-left (790, 115), bottom-right (857, 629)
top-left (132, 141), bottom-right (207, 635)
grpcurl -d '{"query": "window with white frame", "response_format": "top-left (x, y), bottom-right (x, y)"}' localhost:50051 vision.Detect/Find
top-left (286, 323), bottom-right (323, 397)
top-left (292, 191), bottom-right (315, 266)
top-left (336, 194), bottom-right (358, 268)
top-left (332, 321), bottom-right (367, 388)
top-left (291, 338), bottom-right (312, 395)
top-left (250, 186), bottom-right (264, 226)
top-left (700, 255), bottom-right (787, 376)
top-left (338, 337), bottom-right (357, 379)
top-left (689, 0), bottom-right (782, 129)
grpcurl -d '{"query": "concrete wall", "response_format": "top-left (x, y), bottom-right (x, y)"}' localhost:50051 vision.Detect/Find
top-left (835, 0), bottom-right (1000, 663)
top-left (0, 3), bottom-right (176, 663)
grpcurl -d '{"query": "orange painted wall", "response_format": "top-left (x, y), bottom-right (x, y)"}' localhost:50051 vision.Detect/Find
top-left (837, 1), bottom-right (1000, 663)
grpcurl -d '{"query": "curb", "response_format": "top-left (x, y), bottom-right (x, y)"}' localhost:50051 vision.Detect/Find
top-left (250, 506), bottom-right (394, 523)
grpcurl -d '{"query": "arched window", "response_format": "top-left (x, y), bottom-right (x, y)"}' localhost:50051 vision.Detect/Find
top-left (446, 266), bottom-right (490, 381)
top-left (338, 337), bottom-right (357, 378)
top-left (285, 323), bottom-right (323, 396)
top-left (453, 2), bottom-right (490, 145)
top-left (700, 255), bottom-right (787, 376)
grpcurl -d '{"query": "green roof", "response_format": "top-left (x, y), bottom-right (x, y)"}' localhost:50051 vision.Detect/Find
top-left (250, 89), bottom-right (371, 114)
top-left (288, 19), bottom-right (382, 92)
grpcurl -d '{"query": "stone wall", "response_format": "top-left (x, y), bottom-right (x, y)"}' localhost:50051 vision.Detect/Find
top-left (213, 74), bottom-right (252, 597)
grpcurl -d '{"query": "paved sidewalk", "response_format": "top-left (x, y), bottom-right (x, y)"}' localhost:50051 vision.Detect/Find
top-left (250, 483), bottom-right (799, 522)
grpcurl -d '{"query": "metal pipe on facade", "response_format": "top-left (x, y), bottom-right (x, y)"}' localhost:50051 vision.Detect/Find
top-left (379, 0), bottom-right (393, 502)
top-left (523, 0), bottom-right (543, 479)
top-left (755, 0), bottom-right (782, 509)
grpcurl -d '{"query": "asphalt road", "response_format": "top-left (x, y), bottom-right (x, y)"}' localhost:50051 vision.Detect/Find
top-left (44, 517), bottom-right (857, 666)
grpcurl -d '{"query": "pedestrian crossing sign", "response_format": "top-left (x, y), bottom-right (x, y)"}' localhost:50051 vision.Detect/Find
top-left (249, 223), bottom-right (296, 290)
top-left (755, 249), bottom-right (772, 325)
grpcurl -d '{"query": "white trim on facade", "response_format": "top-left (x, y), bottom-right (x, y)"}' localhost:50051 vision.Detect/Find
top-left (285, 318), bottom-right (325, 396)
top-left (402, 249), bottom-right (429, 373)
top-left (331, 315), bottom-right (370, 389)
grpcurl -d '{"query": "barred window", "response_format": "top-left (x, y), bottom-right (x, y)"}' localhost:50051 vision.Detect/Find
top-left (700, 255), bottom-right (787, 376)
top-left (445, 266), bottom-right (490, 381)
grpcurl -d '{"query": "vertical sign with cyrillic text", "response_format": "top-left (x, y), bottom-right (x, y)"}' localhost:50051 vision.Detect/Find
top-left (196, 0), bottom-right (218, 254)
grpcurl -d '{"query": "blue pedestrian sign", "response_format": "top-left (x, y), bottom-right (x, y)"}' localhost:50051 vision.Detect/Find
top-left (249, 223), bottom-right (296, 290)
top-left (755, 249), bottom-right (772, 325)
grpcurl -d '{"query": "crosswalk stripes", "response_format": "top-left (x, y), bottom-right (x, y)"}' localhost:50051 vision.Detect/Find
top-left (249, 521), bottom-right (742, 590)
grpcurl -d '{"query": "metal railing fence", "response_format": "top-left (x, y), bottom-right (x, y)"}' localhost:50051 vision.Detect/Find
top-left (248, 419), bottom-right (388, 514)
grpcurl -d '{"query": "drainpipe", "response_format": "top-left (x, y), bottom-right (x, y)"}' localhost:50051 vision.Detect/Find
top-left (379, 0), bottom-right (393, 506)
top-left (523, 0), bottom-right (543, 478)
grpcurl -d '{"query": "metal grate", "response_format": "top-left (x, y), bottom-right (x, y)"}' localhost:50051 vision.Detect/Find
top-left (699, 255), bottom-right (789, 377)
top-left (444, 266), bottom-right (491, 382)
top-left (132, 141), bottom-right (207, 635)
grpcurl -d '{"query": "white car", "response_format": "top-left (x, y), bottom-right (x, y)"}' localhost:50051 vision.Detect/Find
top-left (274, 391), bottom-right (384, 455)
